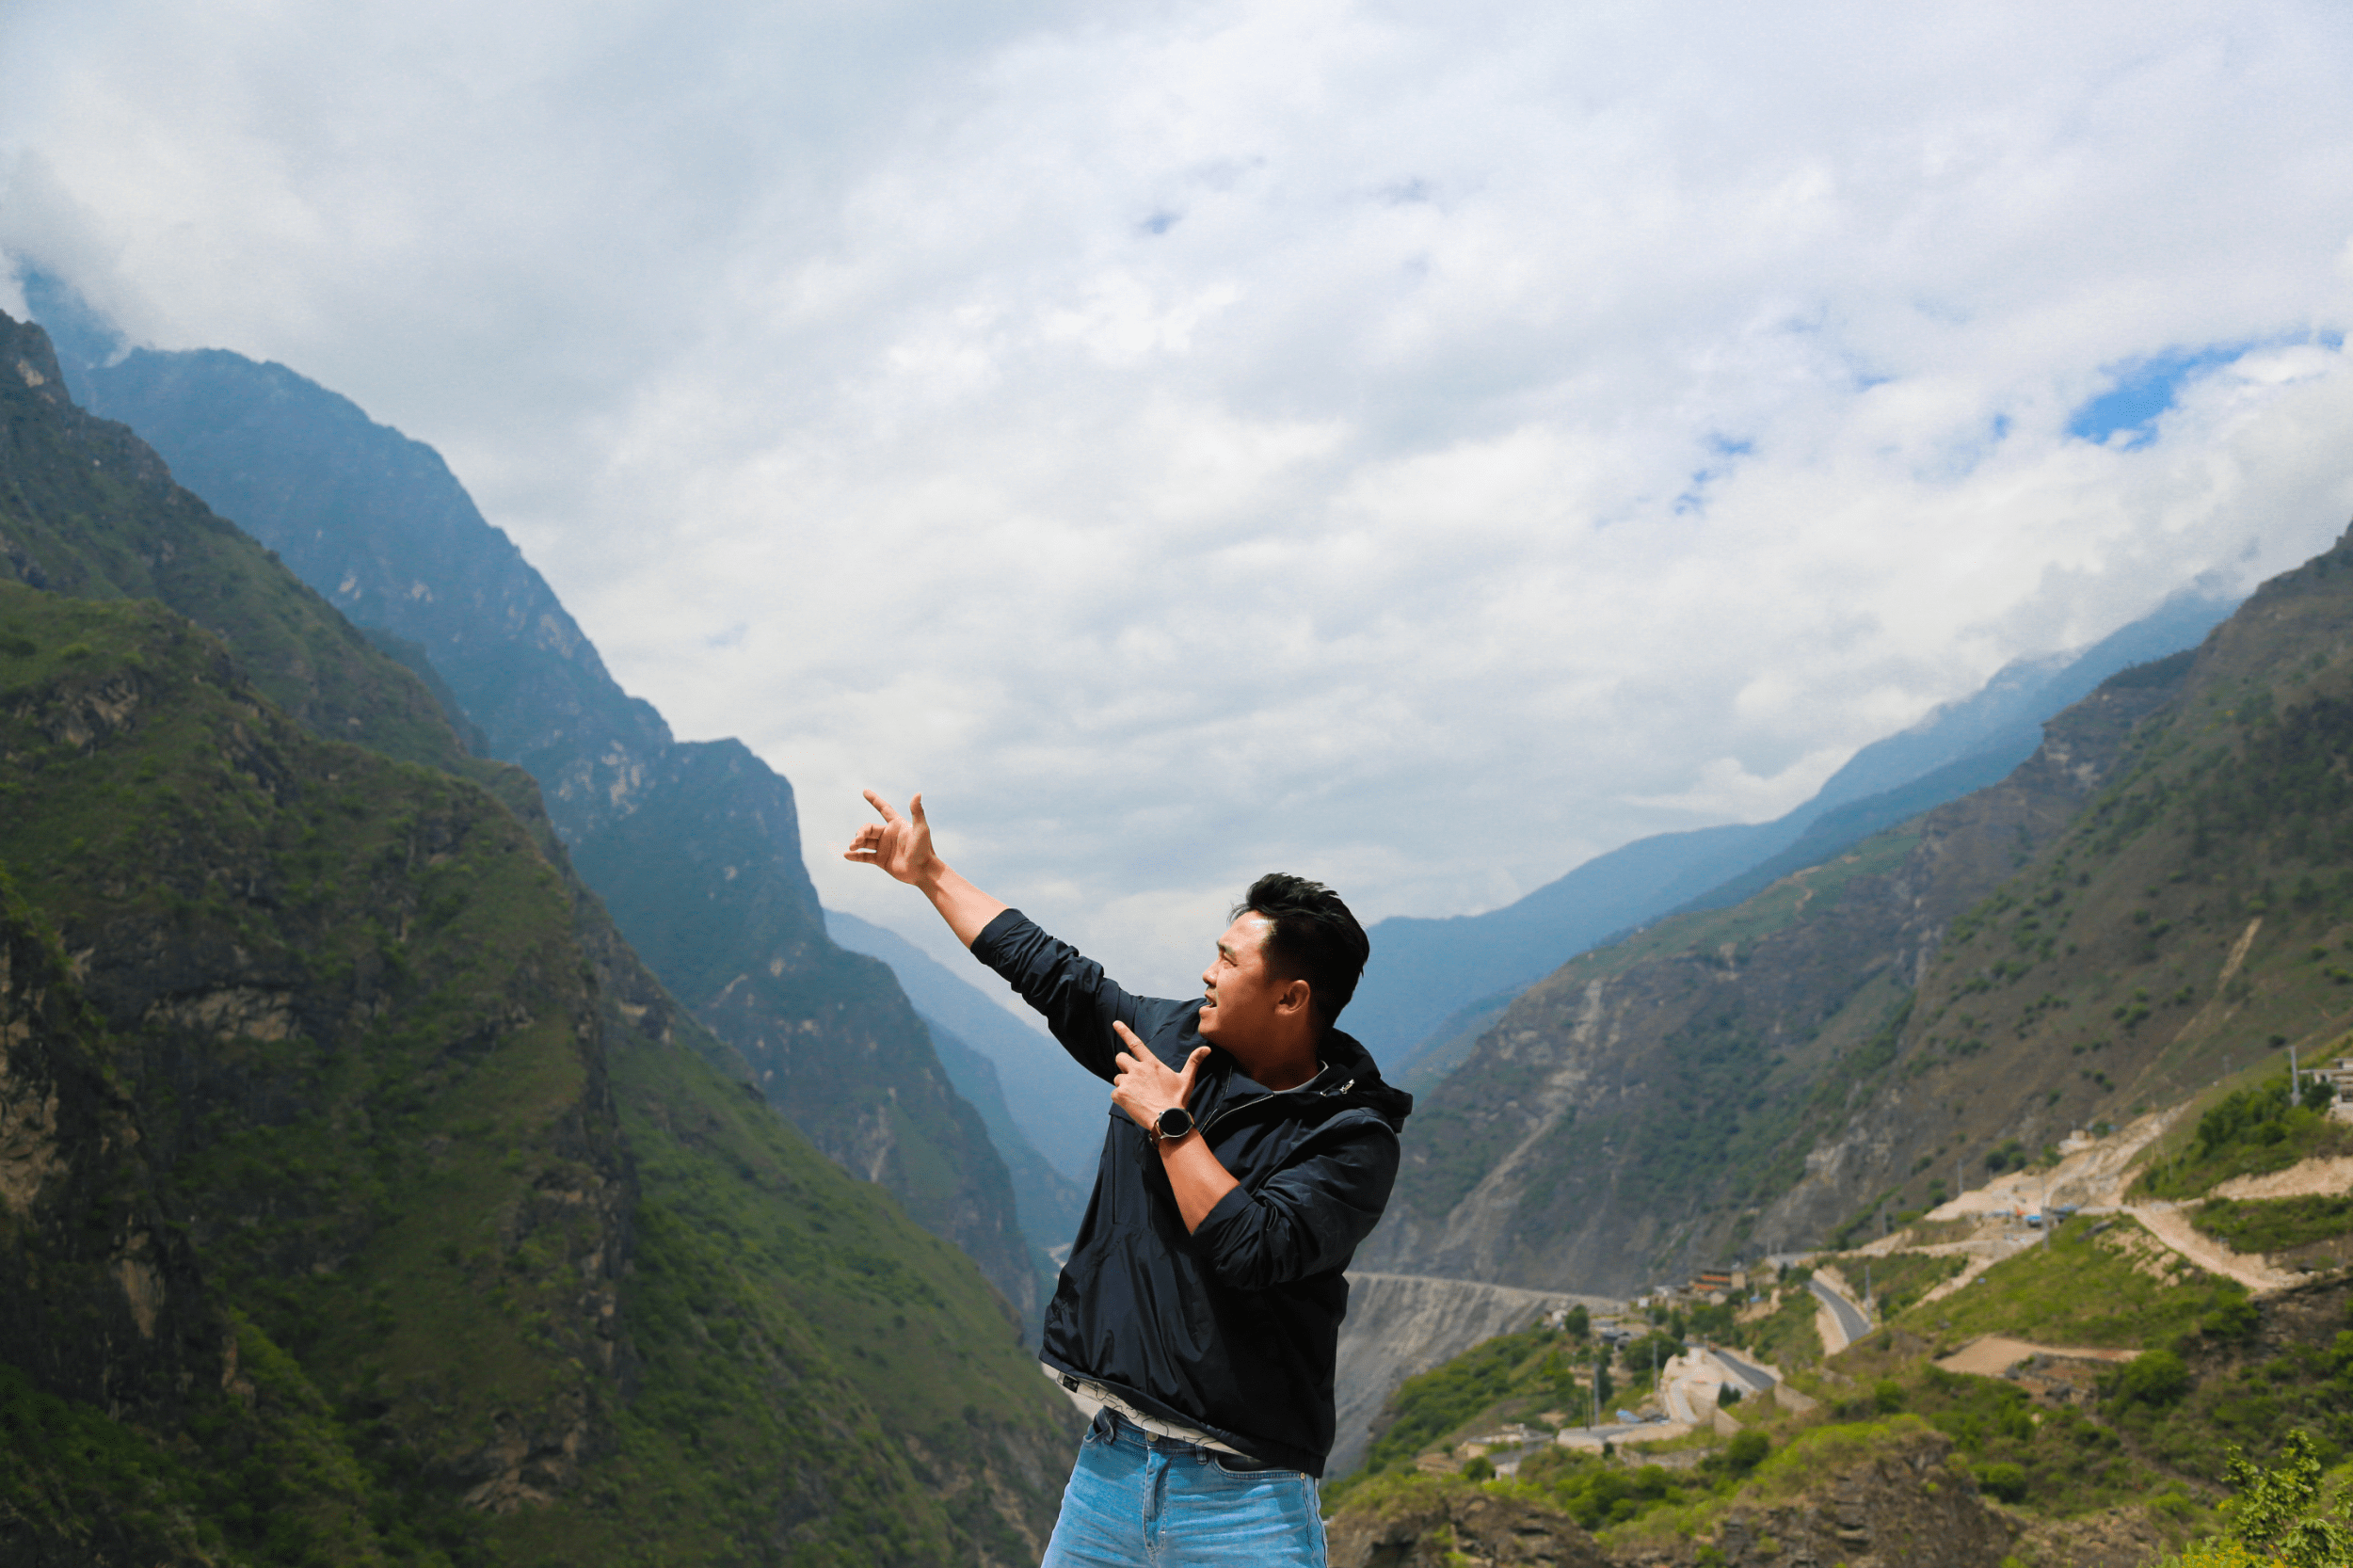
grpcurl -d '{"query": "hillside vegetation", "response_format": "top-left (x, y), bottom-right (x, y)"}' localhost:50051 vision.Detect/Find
top-left (1365, 520), bottom-right (2353, 1299)
top-left (0, 311), bottom-right (1074, 1563)
top-left (67, 335), bottom-right (1048, 1325)
top-left (1329, 1186), bottom-right (2353, 1568)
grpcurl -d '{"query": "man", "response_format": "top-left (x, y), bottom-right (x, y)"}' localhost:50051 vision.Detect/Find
top-left (844, 792), bottom-right (1412, 1567)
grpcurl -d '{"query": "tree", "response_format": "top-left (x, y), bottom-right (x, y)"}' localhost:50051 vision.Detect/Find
top-left (2162, 1431), bottom-right (2353, 1568)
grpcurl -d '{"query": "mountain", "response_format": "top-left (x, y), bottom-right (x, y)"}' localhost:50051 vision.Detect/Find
top-left (1359, 521), bottom-right (2353, 1298)
top-left (0, 309), bottom-right (1074, 1561)
top-left (821, 914), bottom-right (1091, 1261)
top-left (29, 310), bottom-right (1037, 1325)
top-left (1347, 591), bottom-right (2239, 1077)
top-left (824, 908), bottom-right (1107, 1189)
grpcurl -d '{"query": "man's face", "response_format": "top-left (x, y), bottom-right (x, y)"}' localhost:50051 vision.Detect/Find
top-left (1198, 911), bottom-right (1284, 1048)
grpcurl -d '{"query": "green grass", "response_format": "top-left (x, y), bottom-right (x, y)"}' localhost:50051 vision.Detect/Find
top-left (2136, 1075), bottom-right (2353, 1199)
top-left (1740, 1283), bottom-right (1827, 1371)
top-left (2194, 1194), bottom-right (2353, 1254)
top-left (1896, 1214), bottom-right (2247, 1349)
top-left (1826, 1250), bottom-right (1968, 1320)
top-left (0, 359), bottom-right (467, 772)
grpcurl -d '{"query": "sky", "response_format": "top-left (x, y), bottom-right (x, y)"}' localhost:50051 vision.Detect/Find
top-left (7, 1), bottom-right (2353, 992)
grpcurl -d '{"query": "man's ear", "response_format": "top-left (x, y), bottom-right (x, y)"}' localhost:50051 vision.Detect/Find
top-left (1277, 979), bottom-right (1312, 1016)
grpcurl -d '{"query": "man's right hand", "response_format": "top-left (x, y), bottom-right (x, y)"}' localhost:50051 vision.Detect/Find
top-left (843, 791), bottom-right (1009, 947)
top-left (844, 790), bottom-right (939, 887)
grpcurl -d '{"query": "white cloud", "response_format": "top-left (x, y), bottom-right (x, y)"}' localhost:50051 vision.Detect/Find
top-left (7, 0), bottom-right (2353, 987)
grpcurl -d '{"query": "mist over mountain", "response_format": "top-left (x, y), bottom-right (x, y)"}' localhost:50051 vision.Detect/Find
top-left (1349, 589), bottom-right (2239, 1080)
top-left (24, 301), bottom-right (1045, 1327)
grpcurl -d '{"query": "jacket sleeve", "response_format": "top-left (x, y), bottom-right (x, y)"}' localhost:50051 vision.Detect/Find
top-left (1191, 1114), bottom-right (1400, 1290)
top-left (970, 907), bottom-right (1177, 1082)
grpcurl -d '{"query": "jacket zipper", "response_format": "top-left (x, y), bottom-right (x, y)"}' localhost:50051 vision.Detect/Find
top-left (1198, 1069), bottom-right (1357, 1137)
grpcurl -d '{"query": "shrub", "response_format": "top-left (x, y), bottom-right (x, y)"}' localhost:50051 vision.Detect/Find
top-left (2105, 1349), bottom-right (2193, 1410)
top-left (1724, 1431), bottom-right (1769, 1476)
top-left (1977, 1463), bottom-right (2028, 1503)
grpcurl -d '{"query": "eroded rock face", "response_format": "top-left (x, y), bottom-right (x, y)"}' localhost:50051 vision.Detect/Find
top-left (1610, 1429), bottom-right (2014, 1568)
top-left (0, 901), bottom-right (218, 1418)
top-left (1329, 1429), bottom-right (2043, 1568)
top-left (1327, 1482), bottom-right (1613, 1568)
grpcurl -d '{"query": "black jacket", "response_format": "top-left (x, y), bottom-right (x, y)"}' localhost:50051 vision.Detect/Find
top-left (972, 909), bottom-right (1413, 1476)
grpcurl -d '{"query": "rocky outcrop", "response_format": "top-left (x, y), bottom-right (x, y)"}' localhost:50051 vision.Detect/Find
top-left (1610, 1428), bottom-right (2014, 1568)
top-left (0, 890), bottom-right (217, 1419)
top-left (1328, 1480), bottom-right (1613, 1568)
top-left (0, 584), bottom-right (638, 1500)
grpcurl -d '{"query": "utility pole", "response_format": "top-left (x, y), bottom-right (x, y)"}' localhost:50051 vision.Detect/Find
top-left (2291, 1044), bottom-right (2301, 1098)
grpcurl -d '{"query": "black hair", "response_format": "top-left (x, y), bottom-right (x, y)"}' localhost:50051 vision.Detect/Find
top-left (1235, 872), bottom-right (1371, 1031)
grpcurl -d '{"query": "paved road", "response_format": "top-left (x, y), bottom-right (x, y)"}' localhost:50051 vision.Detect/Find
top-left (1809, 1276), bottom-right (1871, 1346)
top-left (1711, 1348), bottom-right (1777, 1394)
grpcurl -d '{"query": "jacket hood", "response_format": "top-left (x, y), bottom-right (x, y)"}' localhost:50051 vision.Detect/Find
top-left (1321, 1028), bottom-right (1414, 1130)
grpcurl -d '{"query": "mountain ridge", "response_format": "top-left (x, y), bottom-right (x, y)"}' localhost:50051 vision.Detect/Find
top-left (1352, 591), bottom-right (2240, 1080)
top-left (30, 318), bottom-right (1041, 1326)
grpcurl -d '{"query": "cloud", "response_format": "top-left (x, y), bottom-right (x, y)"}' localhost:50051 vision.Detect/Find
top-left (8, 0), bottom-right (2353, 988)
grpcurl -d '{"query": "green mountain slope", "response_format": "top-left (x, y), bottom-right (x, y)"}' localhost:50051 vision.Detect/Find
top-left (0, 330), bottom-right (460, 773)
top-left (1359, 660), bottom-right (2187, 1293)
top-left (54, 334), bottom-right (1035, 1326)
top-left (0, 312), bottom-right (1075, 1562)
top-left (1366, 524), bottom-right (2353, 1299)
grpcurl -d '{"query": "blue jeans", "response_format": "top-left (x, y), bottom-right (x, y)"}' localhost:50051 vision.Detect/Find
top-left (1039, 1410), bottom-right (1327, 1567)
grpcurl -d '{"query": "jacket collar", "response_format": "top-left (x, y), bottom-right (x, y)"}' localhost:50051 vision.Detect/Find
top-left (1197, 1028), bottom-right (1413, 1132)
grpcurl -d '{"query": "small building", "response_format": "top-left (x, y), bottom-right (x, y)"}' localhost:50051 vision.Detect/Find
top-left (2318, 1056), bottom-right (2353, 1124)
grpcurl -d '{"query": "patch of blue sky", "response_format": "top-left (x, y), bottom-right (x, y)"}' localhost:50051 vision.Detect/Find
top-left (2067, 343), bottom-right (2252, 449)
top-left (1674, 434), bottom-right (1753, 514)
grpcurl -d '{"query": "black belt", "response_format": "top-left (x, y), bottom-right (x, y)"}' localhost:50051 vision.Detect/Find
top-left (1085, 1406), bottom-right (1283, 1471)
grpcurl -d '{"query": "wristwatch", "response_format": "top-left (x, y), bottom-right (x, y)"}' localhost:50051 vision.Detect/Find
top-left (1152, 1106), bottom-right (1195, 1144)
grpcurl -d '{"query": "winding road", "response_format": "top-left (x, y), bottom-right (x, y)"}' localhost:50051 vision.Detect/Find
top-left (1711, 1347), bottom-right (1778, 1395)
top-left (1809, 1275), bottom-right (1871, 1347)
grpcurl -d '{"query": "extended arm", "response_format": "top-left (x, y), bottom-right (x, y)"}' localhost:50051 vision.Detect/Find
top-left (842, 791), bottom-right (1006, 947)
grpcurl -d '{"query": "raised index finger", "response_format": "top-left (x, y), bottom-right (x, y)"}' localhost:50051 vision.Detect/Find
top-left (861, 789), bottom-right (904, 824)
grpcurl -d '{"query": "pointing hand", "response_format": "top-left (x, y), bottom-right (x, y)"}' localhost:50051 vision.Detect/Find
top-left (1111, 1021), bottom-right (1209, 1132)
top-left (843, 790), bottom-right (938, 887)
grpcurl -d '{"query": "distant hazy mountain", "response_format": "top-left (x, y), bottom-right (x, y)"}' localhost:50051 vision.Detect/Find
top-left (1349, 590), bottom-right (2239, 1076)
top-left (826, 908), bottom-right (1109, 1189)
top-left (33, 292), bottom-right (1039, 1325)
top-left (925, 1022), bottom-right (1087, 1264)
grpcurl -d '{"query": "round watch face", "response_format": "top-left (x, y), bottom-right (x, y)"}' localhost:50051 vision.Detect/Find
top-left (1156, 1106), bottom-right (1194, 1140)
